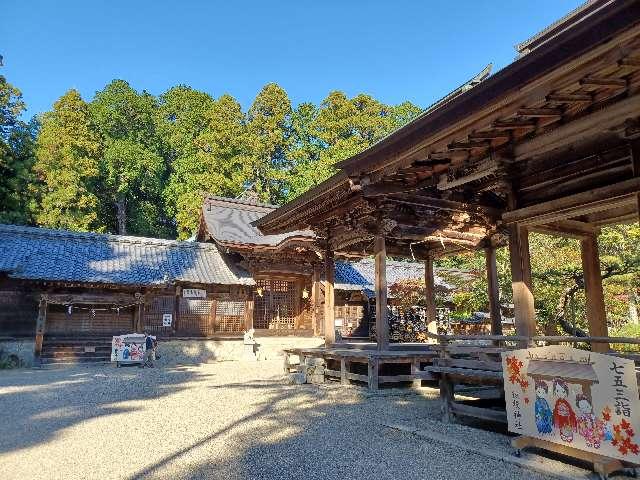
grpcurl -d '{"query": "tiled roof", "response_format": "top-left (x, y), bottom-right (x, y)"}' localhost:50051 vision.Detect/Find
top-left (335, 259), bottom-right (451, 296)
top-left (0, 224), bottom-right (254, 287)
top-left (202, 196), bottom-right (315, 248)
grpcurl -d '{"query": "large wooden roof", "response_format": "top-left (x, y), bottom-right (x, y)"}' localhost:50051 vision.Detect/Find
top-left (257, 0), bottom-right (640, 259)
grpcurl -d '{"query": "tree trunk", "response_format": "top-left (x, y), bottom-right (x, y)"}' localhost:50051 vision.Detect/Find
top-left (116, 198), bottom-right (127, 235)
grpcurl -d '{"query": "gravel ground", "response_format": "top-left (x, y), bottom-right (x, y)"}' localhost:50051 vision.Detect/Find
top-left (0, 361), bottom-right (630, 480)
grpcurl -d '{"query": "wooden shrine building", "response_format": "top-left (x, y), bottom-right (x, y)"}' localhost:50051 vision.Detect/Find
top-left (257, 0), bottom-right (640, 353)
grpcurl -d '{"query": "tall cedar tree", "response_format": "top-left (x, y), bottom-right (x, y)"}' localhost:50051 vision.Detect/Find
top-left (34, 89), bottom-right (101, 231)
top-left (0, 75), bottom-right (36, 224)
top-left (90, 80), bottom-right (170, 237)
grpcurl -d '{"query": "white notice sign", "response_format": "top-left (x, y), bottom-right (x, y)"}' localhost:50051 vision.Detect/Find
top-left (162, 313), bottom-right (172, 327)
top-left (183, 288), bottom-right (207, 298)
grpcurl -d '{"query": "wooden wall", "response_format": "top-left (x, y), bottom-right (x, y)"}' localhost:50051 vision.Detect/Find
top-left (0, 290), bottom-right (38, 337)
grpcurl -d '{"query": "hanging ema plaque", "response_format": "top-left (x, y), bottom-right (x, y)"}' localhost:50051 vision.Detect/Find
top-left (502, 345), bottom-right (640, 464)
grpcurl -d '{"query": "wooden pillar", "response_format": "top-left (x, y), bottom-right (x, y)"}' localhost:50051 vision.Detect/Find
top-left (324, 249), bottom-right (336, 346)
top-left (311, 265), bottom-right (321, 336)
top-left (485, 246), bottom-right (503, 335)
top-left (174, 286), bottom-right (181, 335)
top-left (508, 224), bottom-right (536, 339)
top-left (34, 295), bottom-right (48, 359)
top-left (424, 255), bottom-right (438, 343)
top-left (374, 236), bottom-right (389, 351)
top-left (581, 234), bottom-right (609, 353)
top-left (135, 293), bottom-right (144, 332)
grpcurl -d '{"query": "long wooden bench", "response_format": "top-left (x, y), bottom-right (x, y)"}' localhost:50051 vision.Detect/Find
top-left (283, 346), bottom-right (438, 390)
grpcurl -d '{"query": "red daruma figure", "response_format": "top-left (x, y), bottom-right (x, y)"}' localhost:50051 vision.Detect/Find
top-left (552, 377), bottom-right (577, 442)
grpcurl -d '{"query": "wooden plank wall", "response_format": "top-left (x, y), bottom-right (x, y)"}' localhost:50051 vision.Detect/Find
top-left (0, 290), bottom-right (38, 337)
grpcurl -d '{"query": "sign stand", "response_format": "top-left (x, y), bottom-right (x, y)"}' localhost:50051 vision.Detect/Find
top-left (512, 436), bottom-right (639, 480)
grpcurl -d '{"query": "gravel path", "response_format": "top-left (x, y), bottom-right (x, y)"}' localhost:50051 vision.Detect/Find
top-left (0, 361), bottom-right (628, 480)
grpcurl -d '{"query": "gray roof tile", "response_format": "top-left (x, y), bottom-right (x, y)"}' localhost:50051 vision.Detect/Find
top-left (0, 224), bottom-right (254, 287)
top-left (202, 196), bottom-right (314, 247)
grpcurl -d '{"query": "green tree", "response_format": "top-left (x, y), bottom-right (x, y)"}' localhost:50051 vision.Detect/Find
top-left (34, 89), bottom-right (102, 231)
top-left (90, 80), bottom-right (171, 236)
top-left (244, 83), bottom-right (292, 204)
top-left (0, 75), bottom-right (36, 224)
top-left (166, 94), bottom-right (247, 238)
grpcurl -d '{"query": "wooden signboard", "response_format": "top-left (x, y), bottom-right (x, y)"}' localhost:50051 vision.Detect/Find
top-left (183, 288), bottom-right (207, 299)
top-left (502, 346), bottom-right (640, 465)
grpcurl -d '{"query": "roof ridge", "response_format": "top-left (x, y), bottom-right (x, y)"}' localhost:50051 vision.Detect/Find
top-left (0, 224), bottom-right (219, 251)
top-left (204, 195), bottom-right (278, 210)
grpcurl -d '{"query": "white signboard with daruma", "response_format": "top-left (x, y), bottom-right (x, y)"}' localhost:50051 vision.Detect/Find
top-left (502, 346), bottom-right (640, 464)
top-left (162, 313), bottom-right (172, 327)
top-left (183, 288), bottom-right (207, 298)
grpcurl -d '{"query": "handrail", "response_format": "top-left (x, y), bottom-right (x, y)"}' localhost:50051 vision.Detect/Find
top-left (424, 332), bottom-right (640, 345)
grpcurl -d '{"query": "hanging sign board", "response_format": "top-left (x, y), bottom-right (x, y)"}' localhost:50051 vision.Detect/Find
top-left (502, 345), bottom-right (640, 464)
top-left (162, 313), bottom-right (172, 327)
top-left (183, 288), bottom-right (207, 298)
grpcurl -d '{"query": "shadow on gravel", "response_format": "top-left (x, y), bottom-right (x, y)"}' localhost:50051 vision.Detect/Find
top-left (0, 365), bottom-right (210, 454)
top-left (127, 381), bottom-right (450, 480)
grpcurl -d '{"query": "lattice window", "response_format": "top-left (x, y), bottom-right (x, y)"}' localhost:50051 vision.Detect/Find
top-left (180, 298), bottom-right (215, 336)
top-left (215, 301), bottom-right (245, 333)
top-left (254, 279), bottom-right (297, 330)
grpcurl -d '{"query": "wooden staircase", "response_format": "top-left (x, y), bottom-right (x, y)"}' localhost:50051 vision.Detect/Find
top-left (40, 337), bottom-right (112, 365)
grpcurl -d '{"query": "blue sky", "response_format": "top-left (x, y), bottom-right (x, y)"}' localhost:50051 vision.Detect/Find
top-left (3, 1), bottom-right (584, 119)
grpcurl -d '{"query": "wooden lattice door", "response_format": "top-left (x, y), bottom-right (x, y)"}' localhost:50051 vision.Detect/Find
top-left (253, 279), bottom-right (298, 330)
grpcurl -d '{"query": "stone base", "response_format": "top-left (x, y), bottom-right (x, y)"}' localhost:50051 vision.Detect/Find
top-left (156, 336), bottom-right (323, 366)
top-left (0, 339), bottom-right (35, 368)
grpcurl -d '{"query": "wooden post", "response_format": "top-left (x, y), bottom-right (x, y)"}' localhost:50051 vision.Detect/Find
top-left (367, 357), bottom-right (379, 390)
top-left (374, 236), bottom-right (389, 351)
top-left (340, 358), bottom-right (348, 385)
top-left (311, 265), bottom-right (321, 336)
top-left (324, 249), bottom-right (336, 346)
top-left (424, 255), bottom-right (438, 343)
top-left (34, 295), bottom-right (48, 360)
top-left (581, 234), bottom-right (609, 353)
top-left (485, 246), bottom-right (503, 335)
top-left (173, 286), bottom-right (181, 335)
top-left (135, 293), bottom-right (144, 332)
top-left (508, 224), bottom-right (536, 340)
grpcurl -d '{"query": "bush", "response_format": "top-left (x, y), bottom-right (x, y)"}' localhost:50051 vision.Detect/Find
top-left (610, 323), bottom-right (640, 353)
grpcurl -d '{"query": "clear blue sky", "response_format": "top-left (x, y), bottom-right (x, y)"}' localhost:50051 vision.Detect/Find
top-left (3, 1), bottom-right (585, 119)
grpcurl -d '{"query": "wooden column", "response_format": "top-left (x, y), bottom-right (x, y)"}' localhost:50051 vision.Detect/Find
top-left (508, 224), bottom-right (536, 339)
top-left (324, 249), bottom-right (336, 346)
top-left (311, 265), bottom-right (321, 336)
top-left (581, 234), bottom-right (609, 353)
top-left (34, 295), bottom-right (48, 360)
top-left (485, 245), bottom-right (503, 335)
top-left (424, 255), bottom-right (438, 343)
top-left (135, 293), bottom-right (144, 332)
top-left (173, 286), bottom-right (181, 334)
top-left (374, 236), bottom-right (389, 351)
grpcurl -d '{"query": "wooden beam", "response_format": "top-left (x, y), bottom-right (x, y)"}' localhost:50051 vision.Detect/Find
top-left (516, 107), bottom-right (563, 118)
top-left (492, 119), bottom-right (536, 130)
top-left (485, 246), bottom-right (502, 335)
top-left (425, 255), bottom-right (437, 331)
top-left (514, 95), bottom-right (640, 161)
top-left (34, 296), bottom-right (47, 360)
top-left (508, 225), bottom-right (536, 339)
top-left (529, 220), bottom-right (599, 239)
top-left (447, 140), bottom-right (490, 150)
top-left (580, 235), bottom-right (609, 352)
top-left (324, 249), bottom-right (336, 346)
top-left (374, 236), bottom-right (389, 351)
top-left (385, 193), bottom-right (502, 219)
top-left (502, 178), bottom-right (640, 226)
top-left (546, 93), bottom-right (592, 103)
top-left (579, 77), bottom-right (627, 88)
top-left (311, 265), bottom-right (321, 336)
top-left (361, 177), bottom-right (435, 197)
top-left (468, 130), bottom-right (511, 141)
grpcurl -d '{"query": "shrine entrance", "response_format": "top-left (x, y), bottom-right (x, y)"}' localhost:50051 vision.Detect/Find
top-left (253, 278), bottom-right (299, 330)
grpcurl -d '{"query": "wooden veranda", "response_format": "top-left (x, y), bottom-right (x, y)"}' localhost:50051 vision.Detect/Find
top-left (257, 1), bottom-right (640, 357)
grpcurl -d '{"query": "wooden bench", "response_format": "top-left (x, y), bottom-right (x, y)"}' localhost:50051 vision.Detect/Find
top-left (283, 347), bottom-right (437, 390)
top-left (424, 344), bottom-right (512, 424)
